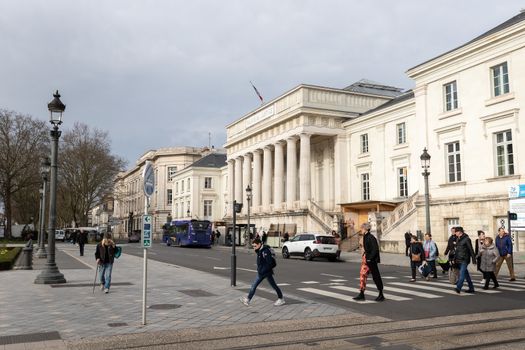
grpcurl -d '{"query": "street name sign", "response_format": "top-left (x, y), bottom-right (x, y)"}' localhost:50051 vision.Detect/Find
top-left (142, 215), bottom-right (152, 248)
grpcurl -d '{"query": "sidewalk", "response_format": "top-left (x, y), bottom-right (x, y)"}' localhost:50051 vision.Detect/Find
top-left (0, 244), bottom-right (360, 349)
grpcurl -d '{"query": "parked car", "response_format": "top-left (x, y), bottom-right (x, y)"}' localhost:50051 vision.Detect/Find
top-left (128, 230), bottom-right (140, 243)
top-left (55, 229), bottom-right (65, 242)
top-left (281, 233), bottom-right (339, 261)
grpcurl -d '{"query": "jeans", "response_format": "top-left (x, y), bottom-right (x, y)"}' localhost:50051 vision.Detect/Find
top-left (79, 243), bottom-right (85, 256)
top-left (456, 262), bottom-right (474, 291)
top-left (99, 263), bottom-right (113, 290)
top-left (427, 260), bottom-right (437, 278)
top-left (247, 273), bottom-right (283, 300)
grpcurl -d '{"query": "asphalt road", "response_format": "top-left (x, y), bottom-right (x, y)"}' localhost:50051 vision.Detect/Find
top-left (121, 242), bottom-right (525, 321)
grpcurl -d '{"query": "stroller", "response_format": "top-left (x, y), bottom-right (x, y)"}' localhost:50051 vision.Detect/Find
top-left (436, 256), bottom-right (450, 274)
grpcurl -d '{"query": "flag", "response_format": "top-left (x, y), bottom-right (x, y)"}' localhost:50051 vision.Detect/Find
top-left (250, 81), bottom-right (264, 103)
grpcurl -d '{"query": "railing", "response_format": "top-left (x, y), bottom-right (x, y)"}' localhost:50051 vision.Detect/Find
top-left (307, 200), bottom-right (333, 232)
top-left (380, 191), bottom-right (419, 236)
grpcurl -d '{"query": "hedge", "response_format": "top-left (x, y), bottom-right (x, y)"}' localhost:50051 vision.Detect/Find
top-left (0, 247), bottom-right (22, 270)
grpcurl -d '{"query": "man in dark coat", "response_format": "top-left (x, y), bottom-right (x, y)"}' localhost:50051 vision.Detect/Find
top-left (454, 226), bottom-right (476, 294)
top-left (77, 229), bottom-right (88, 256)
top-left (353, 222), bottom-right (384, 302)
top-left (404, 231), bottom-right (411, 256)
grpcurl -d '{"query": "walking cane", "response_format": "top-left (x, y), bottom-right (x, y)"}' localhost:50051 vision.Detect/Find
top-left (92, 264), bottom-right (98, 294)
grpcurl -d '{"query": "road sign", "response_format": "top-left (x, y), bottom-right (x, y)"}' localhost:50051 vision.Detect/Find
top-left (142, 215), bottom-right (152, 248)
top-left (143, 161), bottom-right (155, 197)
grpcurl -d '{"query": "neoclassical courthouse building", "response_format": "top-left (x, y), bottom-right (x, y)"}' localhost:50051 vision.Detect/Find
top-left (224, 11), bottom-right (525, 252)
top-left (110, 12), bottom-right (525, 252)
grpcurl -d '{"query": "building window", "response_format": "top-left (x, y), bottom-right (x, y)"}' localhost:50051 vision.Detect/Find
top-left (167, 166), bottom-right (177, 181)
top-left (446, 141), bottom-right (461, 182)
top-left (204, 177), bottom-right (212, 189)
top-left (360, 134), bottom-right (369, 153)
top-left (203, 200), bottom-right (212, 217)
top-left (167, 189), bottom-right (172, 206)
top-left (492, 62), bottom-right (509, 97)
top-left (187, 178), bottom-right (190, 191)
top-left (444, 81), bottom-right (458, 111)
top-left (495, 130), bottom-right (514, 176)
top-left (361, 173), bottom-right (370, 201)
top-left (181, 180), bottom-right (184, 193)
top-left (187, 201), bottom-right (191, 215)
top-left (446, 218), bottom-right (460, 237)
top-left (396, 122), bottom-right (406, 145)
top-left (398, 167), bottom-right (408, 198)
top-left (175, 203), bottom-right (179, 218)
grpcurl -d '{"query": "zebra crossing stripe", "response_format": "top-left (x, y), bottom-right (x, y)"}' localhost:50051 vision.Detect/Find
top-left (301, 281), bottom-right (320, 284)
top-left (431, 280), bottom-right (500, 294)
top-left (367, 284), bottom-right (441, 299)
top-left (298, 287), bottom-right (376, 304)
top-left (330, 285), bottom-right (410, 301)
top-left (390, 282), bottom-right (473, 296)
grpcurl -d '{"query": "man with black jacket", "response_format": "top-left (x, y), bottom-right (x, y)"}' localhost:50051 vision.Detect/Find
top-left (454, 226), bottom-right (476, 294)
top-left (353, 222), bottom-right (385, 302)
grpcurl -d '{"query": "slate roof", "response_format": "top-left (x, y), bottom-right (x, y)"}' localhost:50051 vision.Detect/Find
top-left (361, 90), bottom-right (415, 116)
top-left (343, 79), bottom-right (404, 98)
top-left (409, 11), bottom-right (525, 72)
top-left (190, 152), bottom-right (227, 168)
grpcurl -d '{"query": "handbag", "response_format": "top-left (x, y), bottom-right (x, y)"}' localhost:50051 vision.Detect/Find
top-left (411, 253), bottom-right (421, 262)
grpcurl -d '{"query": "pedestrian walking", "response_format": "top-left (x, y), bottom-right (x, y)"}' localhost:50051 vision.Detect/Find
top-left (453, 227), bottom-right (476, 294)
top-left (261, 231), bottom-right (268, 245)
top-left (474, 230), bottom-right (486, 284)
top-left (404, 231), bottom-right (411, 257)
top-left (479, 236), bottom-right (500, 289)
top-left (95, 233), bottom-right (118, 294)
top-left (78, 229), bottom-right (88, 256)
top-left (353, 222), bottom-right (384, 302)
top-left (215, 230), bottom-right (221, 245)
top-left (423, 233), bottom-right (438, 280)
top-left (283, 232), bottom-right (289, 242)
top-left (494, 227), bottom-right (516, 281)
top-left (409, 235), bottom-right (425, 282)
top-left (240, 238), bottom-right (285, 306)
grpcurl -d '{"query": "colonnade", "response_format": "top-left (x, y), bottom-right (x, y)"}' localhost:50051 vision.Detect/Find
top-left (227, 133), bottom-right (312, 215)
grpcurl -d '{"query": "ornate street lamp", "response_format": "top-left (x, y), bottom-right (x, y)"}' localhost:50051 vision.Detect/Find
top-left (245, 185), bottom-right (252, 248)
top-left (420, 148), bottom-right (431, 235)
top-left (35, 157), bottom-right (50, 258)
top-left (35, 91), bottom-right (66, 284)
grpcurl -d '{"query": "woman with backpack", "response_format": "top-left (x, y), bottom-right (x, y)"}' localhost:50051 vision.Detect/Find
top-left (95, 233), bottom-right (119, 294)
top-left (240, 238), bottom-right (285, 306)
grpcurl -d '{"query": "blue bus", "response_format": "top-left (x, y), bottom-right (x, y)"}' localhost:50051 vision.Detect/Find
top-left (164, 219), bottom-right (212, 248)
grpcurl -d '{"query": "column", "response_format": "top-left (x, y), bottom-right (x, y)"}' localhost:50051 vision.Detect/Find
top-left (323, 141), bottom-right (332, 210)
top-left (227, 159), bottom-right (234, 216)
top-left (274, 141), bottom-right (284, 211)
top-left (235, 156), bottom-right (243, 204)
top-left (242, 153), bottom-right (251, 212)
top-left (262, 145), bottom-right (272, 211)
top-left (299, 133), bottom-right (311, 208)
top-left (286, 136), bottom-right (297, 210)
top-left (252, 150), bottom-right (262, 209)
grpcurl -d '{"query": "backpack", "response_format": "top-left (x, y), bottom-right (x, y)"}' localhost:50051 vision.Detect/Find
top-left (264, 245), bottom-right (277, 269)
top-left (114, 246), bottom-right (122, 259)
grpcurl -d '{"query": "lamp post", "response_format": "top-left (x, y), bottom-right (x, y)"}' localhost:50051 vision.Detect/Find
top-left (36, 157), bottom-right (50, 258)
top-left (245, 185), bottom-right (252, 248)
top-left (231, 200), bottom-right (243, 286)
top-left (35, 91), bottom-right (66, 284)
top-left (420, 148), bottom-right (431, 235)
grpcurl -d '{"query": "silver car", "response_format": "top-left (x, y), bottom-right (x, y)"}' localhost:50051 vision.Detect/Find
top-left (55, 229), bottom-right (65, 242)
top-left (282, 233), bottom-right (339, 261)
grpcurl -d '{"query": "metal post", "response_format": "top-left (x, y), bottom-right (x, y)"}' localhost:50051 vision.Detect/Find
top-left (231, 200), bottom-right (237, 287)
top-left (35, 125), bottom-right (66, 284)
top-left (36, 178), bottom-right (48, 258)
top-left (424, 170), bottom-right (431, 234)
top-left (142, 196), bottom-right (148, 325)
top-left (246, 197), bottom-right (251, 248)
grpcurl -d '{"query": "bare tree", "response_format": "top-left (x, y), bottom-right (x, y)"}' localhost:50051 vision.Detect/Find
top-left (58, 122), bottom-right (125, 227)
top-left (0, 109), bottom-right (48, 238)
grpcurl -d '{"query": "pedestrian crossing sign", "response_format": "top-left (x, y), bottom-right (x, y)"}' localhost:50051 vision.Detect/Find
top-left (142, 215), bottom-right (152, 248)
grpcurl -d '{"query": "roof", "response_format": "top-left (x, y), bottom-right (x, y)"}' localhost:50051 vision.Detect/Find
top-left (409, 11), bottom-right (525, 72)
top-left (343, 79), bottom-right (405, 98)
top-left (190, 152), bottom-right (227, 168)
top-left (361, 90), bottom-right (415, 116)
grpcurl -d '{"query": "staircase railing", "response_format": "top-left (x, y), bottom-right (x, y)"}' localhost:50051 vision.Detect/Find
top-left (307, 200), bottom-right (333, 232)
top-left (380, 191), bottom-right (419, 236)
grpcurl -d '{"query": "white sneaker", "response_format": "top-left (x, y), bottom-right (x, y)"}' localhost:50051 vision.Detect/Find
top-left (240, 296), bottom-right (250, 306)
top-left (104, 288), bottom-right (109, 294)
top-left (274, 298), bottom-right (285, 306)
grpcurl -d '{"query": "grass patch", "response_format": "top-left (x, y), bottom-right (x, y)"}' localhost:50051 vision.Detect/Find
top-left (0, 247), bottom-right (22, 270)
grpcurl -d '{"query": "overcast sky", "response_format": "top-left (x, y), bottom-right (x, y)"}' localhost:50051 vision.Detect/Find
top-left (0, 1), bottom-right (521, 169)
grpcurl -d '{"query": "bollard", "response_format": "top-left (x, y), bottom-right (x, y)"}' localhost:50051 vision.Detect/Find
top-left (13, 240), bottom-right (33, 270)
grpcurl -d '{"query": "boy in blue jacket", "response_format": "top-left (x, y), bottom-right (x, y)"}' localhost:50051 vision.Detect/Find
top-left (240, 238), bottom-right (285, 306)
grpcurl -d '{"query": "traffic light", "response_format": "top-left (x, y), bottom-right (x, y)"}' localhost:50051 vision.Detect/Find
top-left (509, 212), bottom-right (518, 221)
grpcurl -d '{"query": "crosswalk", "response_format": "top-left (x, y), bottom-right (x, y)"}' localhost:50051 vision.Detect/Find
top-left (296, 276), bottom-right (525, 304)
